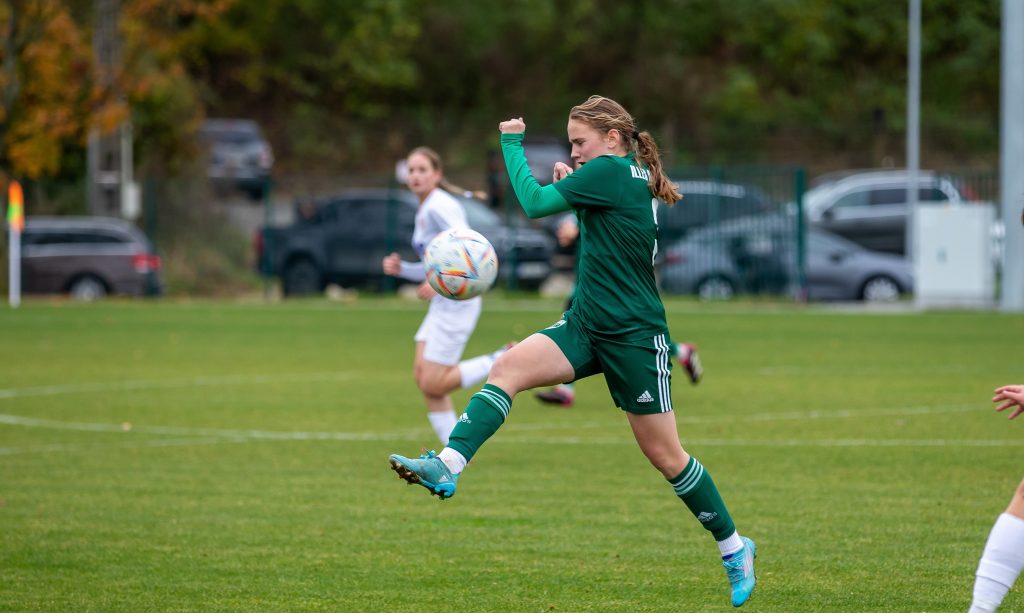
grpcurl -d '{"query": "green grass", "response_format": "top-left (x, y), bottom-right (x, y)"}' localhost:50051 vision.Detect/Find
top-left (1, 296), bottom-right (1023, 612)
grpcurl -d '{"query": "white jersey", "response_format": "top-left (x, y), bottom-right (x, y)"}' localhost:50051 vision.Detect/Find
top-left (413, 188), bottom-right (468, 256)
top-left (401, 188), bottom-right (482, 365)
top-left (398, 188), bottom-right (470, 281)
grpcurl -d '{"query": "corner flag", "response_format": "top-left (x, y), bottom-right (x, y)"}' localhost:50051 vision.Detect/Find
top-left (7, 181), bottom-right (24, 232)
top-left (8, 180), bottom-right (23, 307)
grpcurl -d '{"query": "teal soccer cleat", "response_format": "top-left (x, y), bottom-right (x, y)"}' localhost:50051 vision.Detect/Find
top-left (388, 450), bottom-right (458, 500)
top-left (723, 536), bottom-right (757, 607)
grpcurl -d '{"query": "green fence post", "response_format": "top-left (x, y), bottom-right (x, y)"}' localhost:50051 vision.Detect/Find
top-left (384, 177), bottom-right (398, 293)
top-left (794, 167), bottom-right (807, 302)
top-left (262, 175), bottom-right (274, 301)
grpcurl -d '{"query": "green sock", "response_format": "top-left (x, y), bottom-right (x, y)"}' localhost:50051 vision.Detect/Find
top-left (446, 383), bottom-right (511, 462)
top-left (668, 456), bottom-right (737, 541)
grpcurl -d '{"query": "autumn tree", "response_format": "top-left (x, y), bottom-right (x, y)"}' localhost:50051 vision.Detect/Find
top-left (0, 1), bottom-right (96, 182)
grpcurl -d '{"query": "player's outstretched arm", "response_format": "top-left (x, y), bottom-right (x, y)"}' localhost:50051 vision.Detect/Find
top-left (993, 384), bottom-right (1024, 420)
top-left (498, 118), bottom-right (570, 219)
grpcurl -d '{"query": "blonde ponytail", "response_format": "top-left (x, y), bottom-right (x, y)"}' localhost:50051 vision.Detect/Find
top-left (568, 95), bottom-right (681, 205)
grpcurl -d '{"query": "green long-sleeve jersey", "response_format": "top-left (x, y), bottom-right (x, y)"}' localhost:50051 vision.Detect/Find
top-left (501, 132), bottom-right (668, 340)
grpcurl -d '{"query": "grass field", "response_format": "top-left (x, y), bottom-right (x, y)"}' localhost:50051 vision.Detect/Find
top-left (1, 296), bottom-right (1023, 612)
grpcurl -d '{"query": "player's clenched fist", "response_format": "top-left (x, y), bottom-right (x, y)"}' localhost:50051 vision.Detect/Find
top-left (499, 117), bottom-right (526, 134)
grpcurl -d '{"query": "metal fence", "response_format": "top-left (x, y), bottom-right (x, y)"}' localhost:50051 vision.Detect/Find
top-left (3, 162), bottom-right (1003, 301)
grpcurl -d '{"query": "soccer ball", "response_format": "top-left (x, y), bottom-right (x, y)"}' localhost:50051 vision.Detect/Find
top-left (423, 228), bottom-right (499, 300)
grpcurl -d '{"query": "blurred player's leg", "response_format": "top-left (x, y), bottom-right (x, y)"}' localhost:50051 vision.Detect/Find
top-left (534, 382), bottom-right (575, 407)
top-left (970, 483), bottom-right (1024, 613)
top-left (676, 342), bottom-right (702, 385)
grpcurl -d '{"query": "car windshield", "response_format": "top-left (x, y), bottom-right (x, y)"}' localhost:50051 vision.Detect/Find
top-left (200, 122), bottom-right (262, 145)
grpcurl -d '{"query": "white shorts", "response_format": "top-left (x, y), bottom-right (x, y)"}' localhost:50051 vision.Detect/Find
top-left (414, 295), bottom-right (483, 365)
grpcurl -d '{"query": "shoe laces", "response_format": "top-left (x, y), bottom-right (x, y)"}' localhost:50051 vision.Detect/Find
top-left (418, 449), bottom-right (439, 460)
top-left (722, 550), bottom-right (750, 583)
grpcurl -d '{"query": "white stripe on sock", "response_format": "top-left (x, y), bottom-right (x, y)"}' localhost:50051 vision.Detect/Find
top-left (673, 460), bottom-right (705, 496)
top-left (476, 389), bottom-right (511, 418)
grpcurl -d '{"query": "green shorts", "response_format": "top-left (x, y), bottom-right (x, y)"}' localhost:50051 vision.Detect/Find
top-left (538, 311), bottom-right (675, 415)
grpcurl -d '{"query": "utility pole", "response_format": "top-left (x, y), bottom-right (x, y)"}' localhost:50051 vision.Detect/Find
top-left (905, 0), bottom-right (920, 262)
top-left (88, 0), bottom-right (137, 219)
top-left (1002, 0), bottom-right (1024, 311)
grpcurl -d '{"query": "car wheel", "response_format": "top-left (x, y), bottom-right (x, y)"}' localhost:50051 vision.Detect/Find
top-left (860, 275), bottom-right (901, 302)
top-left (695, 276), bottom-right (735, 301)
top-left (282, 259), bottom-right (322, 296)
top-left (69, 275), bottom-right (108, 302)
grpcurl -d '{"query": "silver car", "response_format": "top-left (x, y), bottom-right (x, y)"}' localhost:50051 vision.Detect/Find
top-left (803, 170), bottom-right (961, 255)
top-left (660, 214), bottom-right (913, 302)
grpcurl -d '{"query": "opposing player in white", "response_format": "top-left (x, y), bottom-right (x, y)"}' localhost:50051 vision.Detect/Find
top-left (969, 384), bottom-right (1024, 613)
top-left (382, 146), bottom-right (510, 445)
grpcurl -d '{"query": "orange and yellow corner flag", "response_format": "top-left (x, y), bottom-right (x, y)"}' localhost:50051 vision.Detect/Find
top-left (7, 180), bottom-right (23, 233)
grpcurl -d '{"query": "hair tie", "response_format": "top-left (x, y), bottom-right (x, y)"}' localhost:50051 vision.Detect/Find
top-left (632, 130), bottom-right (640, 140)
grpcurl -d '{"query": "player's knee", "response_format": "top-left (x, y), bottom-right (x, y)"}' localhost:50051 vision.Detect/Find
top-left (489, 351), bottom-right (514, 380)
top-left (415, 369), bottom-right (456, 397)
top-left (642, 449), bottom-right (671, 472)
top-left (415, 373), bottom-right (441, 396)
top-left (486, 351), bottom-right (523, 394)
top-left (642, 447), bottom-right (687, 478)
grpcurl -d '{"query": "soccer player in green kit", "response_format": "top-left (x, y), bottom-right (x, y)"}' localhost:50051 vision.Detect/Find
top-left (389, 95), bottom-right (757, 607)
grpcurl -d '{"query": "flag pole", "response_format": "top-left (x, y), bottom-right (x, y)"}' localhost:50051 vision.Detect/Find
top-left (8, 181), bottom-right (24, 308)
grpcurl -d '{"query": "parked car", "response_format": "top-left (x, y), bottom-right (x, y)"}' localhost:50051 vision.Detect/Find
top-left (198, 119), bottom-right (274, 200)
top-left (257, 189), bottom-right (555, 296)
top-left (538, 179), bottom-right (773, 263)
top-left (660, 214), bottom-right (913, 302)
top-left (659, 180), bottom-right (773, 245)
top-left (803, 170), bottom-right (963, 255)
top-left (20, 216), bottom-right (162, 301)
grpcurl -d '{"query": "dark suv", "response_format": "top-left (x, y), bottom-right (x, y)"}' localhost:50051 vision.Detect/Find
top-left (21, 217), bottom-right (162, 300)
top-left (257, 189), bottom-right (555, 295)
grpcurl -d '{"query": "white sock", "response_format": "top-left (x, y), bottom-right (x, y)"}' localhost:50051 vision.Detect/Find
top-left (972, 513), bottom-right (1024, 611)
top-left (438, 447), bottom-right (468, 474)
top-left (458, 354), bottom-right (496, 388)
top-left (427, 411), bottom-right (457, 445)
top-left (717, 531), bottom-right (744, 557)
top-left (969, 599), bottom-right (999, 613)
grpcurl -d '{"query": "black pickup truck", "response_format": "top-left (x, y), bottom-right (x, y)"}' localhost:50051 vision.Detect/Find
top-left (256, 189), bottom-right (555, 296)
